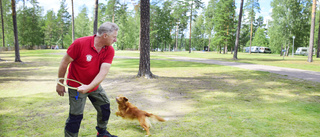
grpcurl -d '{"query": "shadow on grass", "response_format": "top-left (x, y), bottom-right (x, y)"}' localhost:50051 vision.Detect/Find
top-left (1, 50), bottom-right (320, 136)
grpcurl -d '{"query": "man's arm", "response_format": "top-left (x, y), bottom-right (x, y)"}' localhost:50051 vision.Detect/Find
top-left (56, 54), bottom-right (74, 96)
top-left (77, 63), bottom-right (111, 94)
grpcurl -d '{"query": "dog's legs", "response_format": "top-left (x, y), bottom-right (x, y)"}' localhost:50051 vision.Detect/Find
top-left (138, 116), bottom-right (150, 136)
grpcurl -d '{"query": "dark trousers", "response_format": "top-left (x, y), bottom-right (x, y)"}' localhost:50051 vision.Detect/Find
top-left (64, 85), bottom-right (111, 137)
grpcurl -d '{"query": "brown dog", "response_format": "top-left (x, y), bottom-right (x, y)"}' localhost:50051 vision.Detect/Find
top-left (115, 95), bottom-right (165, 136)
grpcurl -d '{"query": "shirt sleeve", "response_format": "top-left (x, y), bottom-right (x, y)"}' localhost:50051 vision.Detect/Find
top-left (67, 39), bottom-right (80, 60)
top-left (103, 46), bottom-right (115, 64)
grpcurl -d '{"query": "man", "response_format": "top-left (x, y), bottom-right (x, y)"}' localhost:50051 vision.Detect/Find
top-left (56, 22), bottom-right (118, 137)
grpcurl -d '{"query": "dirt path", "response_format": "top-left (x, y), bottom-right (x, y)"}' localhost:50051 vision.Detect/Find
top-left (166, 56), bottom-right (320, 83)
top-left (115, 56), bottom-right (320, 83)
top-left (107, 56), bottom-right (320, 121)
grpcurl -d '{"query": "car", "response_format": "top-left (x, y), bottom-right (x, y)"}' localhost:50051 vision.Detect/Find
top-left (259, 47), bottom-right (271, 53)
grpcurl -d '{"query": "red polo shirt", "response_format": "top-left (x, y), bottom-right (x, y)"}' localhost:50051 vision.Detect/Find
top-left (66, 35), bottom-right (114, 93)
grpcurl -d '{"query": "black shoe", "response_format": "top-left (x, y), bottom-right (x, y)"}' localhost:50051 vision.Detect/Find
top-left (97, 131), bottom-right (118, 137)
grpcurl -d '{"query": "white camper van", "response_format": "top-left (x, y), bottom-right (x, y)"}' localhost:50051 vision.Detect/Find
top-left (295, 47), bottom-right (315, 56)
top-left (251, 46), bottom-right (260, 53)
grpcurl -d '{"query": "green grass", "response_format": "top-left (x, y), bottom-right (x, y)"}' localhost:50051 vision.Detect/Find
top-left (0, 49), bottom-right (320, 137)
top-left (115, 50), bottom-right (320, 72)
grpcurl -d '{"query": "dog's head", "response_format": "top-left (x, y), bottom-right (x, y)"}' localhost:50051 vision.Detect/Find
top-left (116, 95), bottom-right (128, 105)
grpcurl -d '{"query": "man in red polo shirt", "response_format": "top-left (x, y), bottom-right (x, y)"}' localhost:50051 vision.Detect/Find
top-left (56, 22), bottom-right (118, 137)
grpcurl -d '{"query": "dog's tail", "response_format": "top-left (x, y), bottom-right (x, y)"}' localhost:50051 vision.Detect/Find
top-left (146, 113), bottom-right (166, 122)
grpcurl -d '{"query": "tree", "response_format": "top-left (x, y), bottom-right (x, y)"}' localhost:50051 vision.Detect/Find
top-left (269, 0), bottom-right (312, 54)
top-left (0, 0), bottom-right (4, 48)
top-left (131, 0), bottom-right (141, 50)
top-left (191, 14), bottom-right (206, 51)
top-left (171, 1), bottom-right (188, 51)
top-left (97, 3), bottom-right (107, 27)
top-left (106, 0), bottom-right (119, 23)
top-left (74, 6), bottom-right (91, 38)
top-left (308, 0), bottom-right (316, 62)
top-left (233, 0), bottom-right (244, 60)
top-left (150, 1), bottom-right (174, 52)
top-left (137, 0), bottom-right (156, 79)
top-left (18, 0), bottom-right (43, 49)
top-left (252, 27), bottom-right (269, 46)
top-left (204, 0), bottom-right (217, 52)
top-left (317, 6), bottom-right (320, 58)
top-left (0, 0), bottom-right (3, 60)
top-left (213, 0), bottom-right (236, 54)
top-left (57, 0), bottom-right (71, 49)
top-left (116, 1), bottom-right (129, 50)
top-left (244, 0), bottom-right (260, 54)
top-left (11, 0), bottom-right (21, 62)
top-left (71, 0), bottom-right (74, 42)
top-left (43, 10), bottom-right (58, 46)
top-left (187, 0), bottom-right (203, 53)
top-left (93, 0), bottom-right (98, 34)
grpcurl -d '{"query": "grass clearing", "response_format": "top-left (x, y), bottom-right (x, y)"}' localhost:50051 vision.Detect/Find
top-left (0, 50), bottom-right (320, 136)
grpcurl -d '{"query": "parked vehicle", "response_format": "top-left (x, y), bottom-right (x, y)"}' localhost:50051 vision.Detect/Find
top-left (295, 47), bottom-right (315, 56)
top-left (251, 46), bottom-right (260, 53)
top-left (258, 47), bottom-right (272, 53)
top-left (244, 46), bottom-right (260, 53)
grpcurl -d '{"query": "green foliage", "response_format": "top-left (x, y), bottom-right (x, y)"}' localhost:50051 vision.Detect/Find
top-left (74, 6), bottom-right (92, 38)
top-left (43, 10), bottom-right (58, 46)
top-left (150, 1), bottom-right (174, 51)
top-left (212, 0), bottom-right (236, 53)
top-left (0, 0), bottom-right (15, 47)
top-left (204, 0), bottom-right (217, 50)
top-left (192, 14), bottom-right (207, 50)
top-left (17, 0), bottom-right (43, 48)
top-left (251, 27), bottom-right (269, 47)
top-left (57, 0), bottom-right (71, 49)
top-left (244, 0), bottom-right (260, 22)
top-left (105, 0), bottom-right (120, 23)
top-left (268, 0), bottom-right (312, 54)
top-left (1, 50), bottom-right (320, 136)
top-left (244, 0), bottom-right (261, 49)
top-left (0, 0), bottom-right (318, 56)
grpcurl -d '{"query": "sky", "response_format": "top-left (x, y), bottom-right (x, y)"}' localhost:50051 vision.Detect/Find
top-left (20, 0), bottom-right (272, 24)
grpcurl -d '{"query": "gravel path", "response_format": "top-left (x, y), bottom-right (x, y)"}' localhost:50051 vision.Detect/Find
top-left (168, 56), bottom-right (320, 83)
top-left (115, 56), bottom-right (320, 83)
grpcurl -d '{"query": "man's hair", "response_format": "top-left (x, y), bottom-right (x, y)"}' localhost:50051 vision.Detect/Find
top-left (96, 22), bottom-right (119, 37)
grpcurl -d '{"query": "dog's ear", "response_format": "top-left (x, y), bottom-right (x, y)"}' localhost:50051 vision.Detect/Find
top-left (123, 97), bottom-right (128, 102)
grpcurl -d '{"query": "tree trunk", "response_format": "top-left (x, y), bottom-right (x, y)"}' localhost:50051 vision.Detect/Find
top-left (233, 0), bottom-right (243, 60)
top-left (249, 16), bottom-right (253, 54)
top-left (71, 0), bottom-right (75, 42)
top-left (0, 0), bottom-right (5, 47)
top-left (208, 33), bottom-right (211, 52)
top-left (286, 43), bottom-right (290, 56)
top-left (308, 0), bottom-right (316, 62)
top-left (169, 27), bottom-right (171, 52)
top-left (61, 34), bottom-right (64, 49)
top-left (317, 3), bottom-right (320, 58)
top-left (189, 0), bottom-right (193, 53)
top-left (11, 0), bottom-right (21, 62)
top-left (225, 25), bottom-right (229, 54)
top-left (175, 23), bottom-right (178, 51)
top-left (93, 0), bottom-right (98, 35)
top-left (112, 0), bottom-right (115, 23)
top-left (137, 0), bottom-right (156, 79)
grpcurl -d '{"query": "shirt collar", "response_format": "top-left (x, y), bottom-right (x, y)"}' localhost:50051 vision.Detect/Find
top-left (91, 34), bottom-right (107, 53)
top-left (90, 35), bottom-right (96, 49)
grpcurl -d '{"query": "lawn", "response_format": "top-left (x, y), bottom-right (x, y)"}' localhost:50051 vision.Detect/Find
top-left (0, 49), bottom-right (319, 137)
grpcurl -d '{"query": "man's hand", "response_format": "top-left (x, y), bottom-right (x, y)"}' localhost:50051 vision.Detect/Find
top-left (77, 85), bottom-right (92, 94)
top-left (56, 84), bottom-right (66, 96)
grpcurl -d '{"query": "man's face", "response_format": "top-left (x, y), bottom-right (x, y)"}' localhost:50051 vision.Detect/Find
top-left (105, 31), bottom-right (118, 46)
